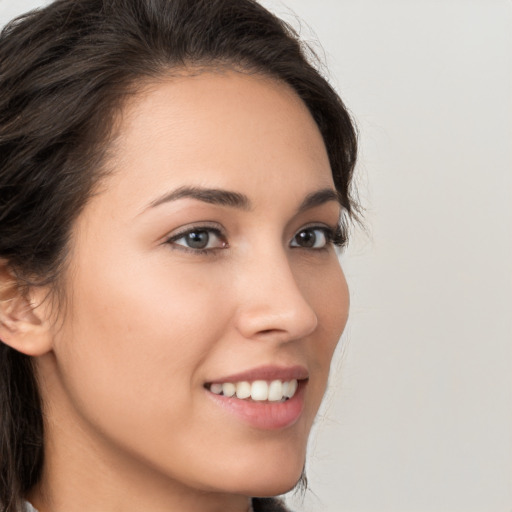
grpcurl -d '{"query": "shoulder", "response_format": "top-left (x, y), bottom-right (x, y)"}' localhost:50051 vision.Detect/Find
top-left (252, 497), bottom-right (293, 512)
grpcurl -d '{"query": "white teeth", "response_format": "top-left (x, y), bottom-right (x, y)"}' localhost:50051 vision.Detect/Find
top-left (284, 378), bottom-right (298, 398)
top-left (210, 383), bottom-right (223, 395)
top-left (209, 379), bottom-right (299, 401)
top-left (222, 382), bottom-right (236, 397)
top-left (268, 380), bottom-right (283, 402)
top-left (235, 381), bottom-right (251, 399)
top-left (251, 380), bottom-right (268, 401)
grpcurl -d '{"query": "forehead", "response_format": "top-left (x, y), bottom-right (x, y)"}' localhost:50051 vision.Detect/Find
top-left (101, 70), bottom-right (334, 212)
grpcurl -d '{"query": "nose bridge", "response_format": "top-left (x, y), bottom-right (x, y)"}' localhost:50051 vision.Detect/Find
top-left (234, 245), bottom-right (318, 342)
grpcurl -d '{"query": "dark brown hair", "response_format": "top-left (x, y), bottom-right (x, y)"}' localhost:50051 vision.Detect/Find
top-left (0, 0), bottom-right (357, 510)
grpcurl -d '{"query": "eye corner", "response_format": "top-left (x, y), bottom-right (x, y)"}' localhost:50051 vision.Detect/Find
top-left (330, 225), bottom-right (348, 248)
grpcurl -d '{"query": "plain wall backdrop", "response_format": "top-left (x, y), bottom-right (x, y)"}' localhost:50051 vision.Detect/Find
top-left (1, 1), bottom-right (511, 511)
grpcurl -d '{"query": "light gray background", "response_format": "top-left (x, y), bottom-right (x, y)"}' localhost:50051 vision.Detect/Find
top-left (2, 1), bottom-right (511, 511)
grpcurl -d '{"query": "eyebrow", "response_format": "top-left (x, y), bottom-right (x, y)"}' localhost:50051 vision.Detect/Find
top-left (149, 186), bottom-right (251, 211)
top-left (147, 185), bottom-right (342, 213)
top-left (297, 188), bottom-right (342, 214)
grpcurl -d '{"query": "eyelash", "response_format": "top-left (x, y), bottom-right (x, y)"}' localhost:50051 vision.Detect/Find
top-left (165, 225), bottom-right (226, 256)
top-left (164, 223), bottom-right (347, 256)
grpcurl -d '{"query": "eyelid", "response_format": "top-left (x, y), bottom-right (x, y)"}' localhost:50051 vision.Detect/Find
top-left (162, 220), bottom-right (347, 255)
top-left (164, 222), bottom-right (228, 254)
top-left (165, 222), bottom-right (221, 240)
top-left (290, 222), bottom-right (347, 249)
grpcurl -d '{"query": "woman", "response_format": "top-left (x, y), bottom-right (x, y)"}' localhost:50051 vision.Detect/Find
top-left (0, 0), bottom-right (358, 511)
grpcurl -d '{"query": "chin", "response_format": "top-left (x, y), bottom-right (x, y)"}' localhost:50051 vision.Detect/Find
top-left (227, 454), bottom-right (305, 497)
top-left (220, 421), bottom-right (313, 497)
top-left (249, 474), bottom-right (303, 498)
top-left (239, 477), bottom-right (302, 498)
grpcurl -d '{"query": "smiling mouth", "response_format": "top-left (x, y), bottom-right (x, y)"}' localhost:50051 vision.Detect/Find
top-left (204, 374), bottom-right (308, 429)
top-left (204, 378), bottom-right (302, 402)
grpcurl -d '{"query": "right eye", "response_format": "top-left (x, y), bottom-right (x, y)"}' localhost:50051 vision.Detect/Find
top-left (165, 227), bottom-right (228, 253)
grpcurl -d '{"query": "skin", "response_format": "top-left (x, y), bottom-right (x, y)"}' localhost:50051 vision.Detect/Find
top-left (22, 71), bottom-right (350, 512)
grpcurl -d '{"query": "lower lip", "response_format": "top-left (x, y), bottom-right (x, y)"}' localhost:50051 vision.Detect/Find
top-left (205, 381), bottom-right (306, 430)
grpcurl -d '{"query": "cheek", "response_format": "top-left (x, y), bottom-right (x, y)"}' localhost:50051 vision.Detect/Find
top-left (68, 244), bottom-right (227, 351)
top-left (325, 265), bottom-right (350, 349)
top-left (300, 259), bottom-right (349, 405)
top-left (302, 257), bottom-right (349, 346)
top-left (53, 249), bottom-right (230, 435)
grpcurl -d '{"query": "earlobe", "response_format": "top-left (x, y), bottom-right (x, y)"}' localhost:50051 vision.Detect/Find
top-left (0, 262), bottom-right (53, 356)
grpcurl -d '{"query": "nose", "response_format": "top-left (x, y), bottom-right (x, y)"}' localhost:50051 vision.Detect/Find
top-left (233, 250), bottom-right (318, 343)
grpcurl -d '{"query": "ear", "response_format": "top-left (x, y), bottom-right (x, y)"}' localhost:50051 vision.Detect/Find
top-left (0, 262), bottom-right (53, 356)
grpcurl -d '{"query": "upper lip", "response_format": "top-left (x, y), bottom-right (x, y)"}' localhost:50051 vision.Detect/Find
top-left (206, 365), bottom-right (309, 384)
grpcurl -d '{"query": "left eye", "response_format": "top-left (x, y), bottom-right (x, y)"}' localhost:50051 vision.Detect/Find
top-left (290, 227), bottom-right (330, 249)
top-left (170, 228), bottom-right (227, 251)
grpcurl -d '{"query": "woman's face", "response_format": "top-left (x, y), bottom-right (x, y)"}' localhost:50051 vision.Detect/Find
top-left (40, 71), bottom-right (349, 502)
